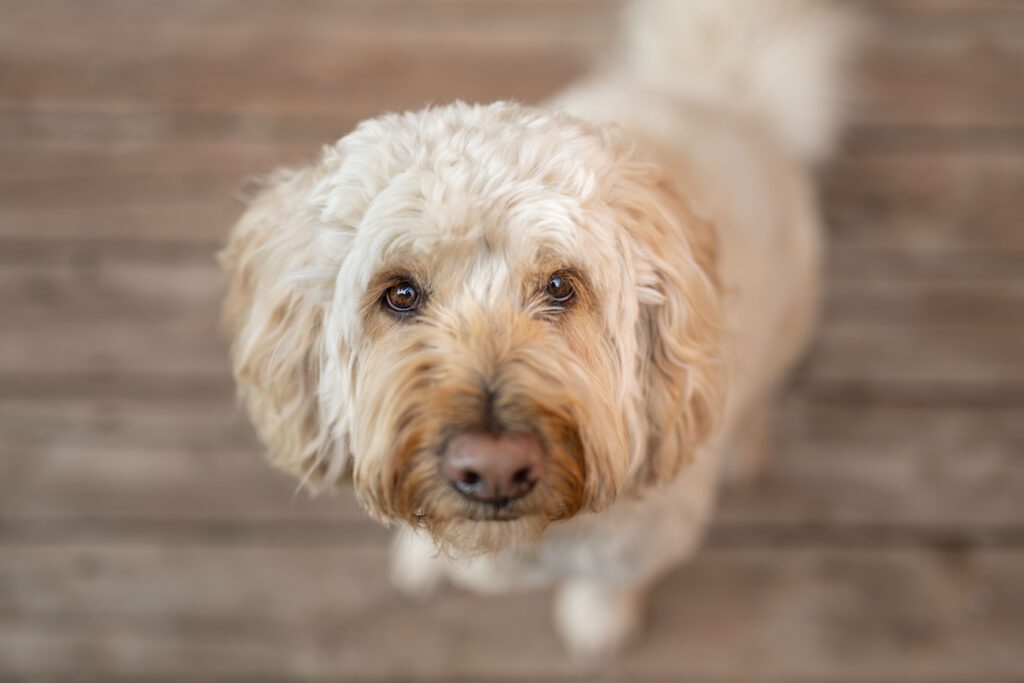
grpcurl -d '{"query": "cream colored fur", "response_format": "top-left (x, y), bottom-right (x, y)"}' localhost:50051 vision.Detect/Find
top-left (221, 0), bottom-right (855, 656)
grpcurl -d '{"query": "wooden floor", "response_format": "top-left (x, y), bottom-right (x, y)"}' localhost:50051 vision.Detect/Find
top-left (2, 0), bottom-right (1023, 680)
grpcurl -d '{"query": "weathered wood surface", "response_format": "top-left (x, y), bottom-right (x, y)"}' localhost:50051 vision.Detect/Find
top-left (2, 546), bottom-right (1021, 681)
top-left (1, 0), bottom-right (1022, 679)
top-left (2, 0), bottom-right (1022, 125)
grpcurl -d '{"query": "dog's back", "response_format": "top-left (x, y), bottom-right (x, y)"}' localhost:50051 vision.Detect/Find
top-left (615, 0), bottom-right (857, 163)
top-left (554, 0), bottom-right (858, 448)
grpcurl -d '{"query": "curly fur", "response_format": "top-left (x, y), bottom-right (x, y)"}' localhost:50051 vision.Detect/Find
top-left (221, 0), bottom-right (854, 654)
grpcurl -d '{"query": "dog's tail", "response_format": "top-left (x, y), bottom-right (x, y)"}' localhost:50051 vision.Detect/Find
top-left (616, 0), bottom-right (859, 163)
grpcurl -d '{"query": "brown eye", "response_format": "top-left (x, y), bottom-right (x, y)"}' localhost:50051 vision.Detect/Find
top-left (384, 281), bottom-right (421, 313)
top-left (546, 273), bottom-right (575, 304)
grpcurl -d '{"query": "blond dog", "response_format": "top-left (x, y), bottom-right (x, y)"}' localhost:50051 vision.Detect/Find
top-left (222, 0), bottom-right (855, 655)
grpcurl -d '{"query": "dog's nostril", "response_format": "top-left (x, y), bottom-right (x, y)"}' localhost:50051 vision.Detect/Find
top-left (512, 466), bottom-right (534, 485)
top-left (452, 468), bottom-right (486, 495)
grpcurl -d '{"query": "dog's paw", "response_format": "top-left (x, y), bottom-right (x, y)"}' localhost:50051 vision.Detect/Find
top-left (554, 579), bottom-right (644, 658)
top-left (389, 528), bottom-right (444, 600)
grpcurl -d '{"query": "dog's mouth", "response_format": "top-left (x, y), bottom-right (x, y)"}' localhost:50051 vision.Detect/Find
top-left (457, 496), bottom-right (532, 522)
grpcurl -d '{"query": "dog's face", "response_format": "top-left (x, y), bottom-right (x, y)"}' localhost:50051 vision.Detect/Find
top-left (223, 103), bottom-right (723, 552)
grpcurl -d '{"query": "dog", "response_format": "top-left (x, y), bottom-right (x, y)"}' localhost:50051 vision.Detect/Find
top-left (221, 0), bottom-right (856, 655)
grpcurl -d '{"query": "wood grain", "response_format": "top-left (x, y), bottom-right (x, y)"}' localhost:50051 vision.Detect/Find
top-left (1, 544), bottom-right (1021, 680)
top-left (2, 1), bottom-right (1022, 126)
top-left (1, 0), bottom-right (1022, 679)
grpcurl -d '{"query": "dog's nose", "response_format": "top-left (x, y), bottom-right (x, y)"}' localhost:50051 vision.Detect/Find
top-left (442, 432), bottom-right (545, 503)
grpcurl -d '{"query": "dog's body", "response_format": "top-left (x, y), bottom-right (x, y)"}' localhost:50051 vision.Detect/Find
top-left (222, 0), bottom-right (854, 655)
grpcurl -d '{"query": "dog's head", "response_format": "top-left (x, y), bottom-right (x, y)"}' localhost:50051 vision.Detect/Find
top-left (222, 102), bottom-right (723, 552)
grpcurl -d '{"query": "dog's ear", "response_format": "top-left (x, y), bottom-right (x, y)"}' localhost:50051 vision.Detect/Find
top-left (622, 167), bottom-right (726, 484)
top-left (220, 168), bottom-right (347, 488)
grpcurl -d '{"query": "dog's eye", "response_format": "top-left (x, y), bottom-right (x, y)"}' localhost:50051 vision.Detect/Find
top-left (384, 281), bottom-right (421, 313)
top-left (546, 273), bottom-right (575, 304)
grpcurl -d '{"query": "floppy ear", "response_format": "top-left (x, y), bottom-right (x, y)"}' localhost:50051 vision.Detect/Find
top-left (220, 168), bottom-right (347, 488)
top-left (623, 168), bottom-right (726, 484)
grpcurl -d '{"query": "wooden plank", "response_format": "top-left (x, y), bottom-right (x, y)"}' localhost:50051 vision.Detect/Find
top-left (0, 138), bottom-right (316, 181)
top-left (719, 400), bottom-right (1024, 529)
top-left (0, 1), bottom-right (1021, 127)
top-left (2, 393), bottom-right (1021, 530)
top-left (859, 8), bottom-right (1024, 128)
top-left (0, 109), bottom-right (358, 147)
top-left (0, 395), bottom-right (361, 524)
top-left (0, 202), bottom-right (240, 246)
top-left (0, 0), bottom-right (620, 36)
top-left (1, 259), bottom-right (227, 377)
top-left (826, 279), bottom-right (1024, 326)
top-left (804, 321), bottom-right (1024, 387)
top-left (808, 320), bottom-right (1024, 388)
top-left (0, 10), bottom-right (600, 116)
top-left (1, 543), bottom-right (1021, 680)
top-left (0, 139), bottom-right (303, 244)
top-left (822, 155), bottom-right (1024, 250)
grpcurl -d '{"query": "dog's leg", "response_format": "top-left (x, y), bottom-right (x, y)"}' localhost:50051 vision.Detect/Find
top-left (553, 577), bottom-right (648, 657)
top-left (552, 444), bottom-right (723, 656)
top-left (390, 527), bottom-right (445, 599)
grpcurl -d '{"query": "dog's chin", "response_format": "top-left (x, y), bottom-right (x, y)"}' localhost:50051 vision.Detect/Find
top-left (416, 513), bottom-right (556, 555)
top-left (395, 489), bottom-right (566, 554)
top-left (379, 479), bottom-right (555, 553)
top-left (462, 506), bottom-right (529, 523)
